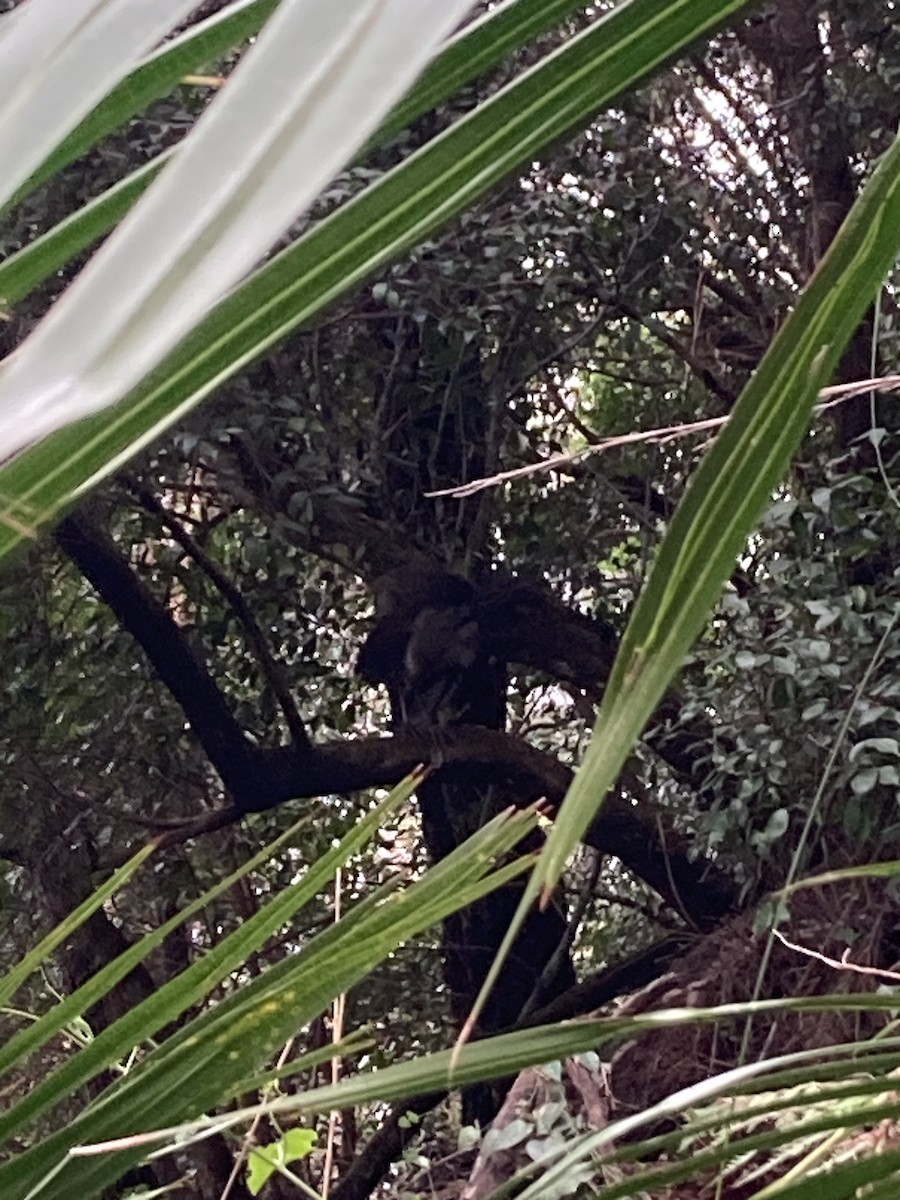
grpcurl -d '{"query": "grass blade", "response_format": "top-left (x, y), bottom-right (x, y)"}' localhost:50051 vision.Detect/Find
top-left (0, 0), bottom-right (197, 210)
top-left (537, 131), bottom-right (900, 888)
top-left (0, 0), bottom-right (754, 558)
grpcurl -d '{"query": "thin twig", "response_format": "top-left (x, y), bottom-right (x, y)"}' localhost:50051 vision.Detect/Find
top-left (772, 929), bottom-right (900, 984)
top-left (518, 848), bottom-right (603, 1021)
top-left (598, 288), bottom-right (736, 406)
top-left (500, 312), bottom-right (608, 409)
top-left (220, 1037), bottom-right (297, 1200)
top-left (427, 376), bottom-right (900, 499)
top-left (322, 868), bottom-right (346, 1200)
top-left (133, 483), bottom-right (309, 748)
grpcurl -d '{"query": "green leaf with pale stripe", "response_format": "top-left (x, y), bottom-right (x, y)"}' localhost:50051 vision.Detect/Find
top-left (0, 0), bottom-right (753, 559)
top-left (0, 807), bottom-right (537, 1198)
top-left (0, 0), bottom-right (197, 212)
top-left (4, 0), bottom-right (278, 211)
top-left (0, 154), bottom-right (170, 307)
top-left (0, 0), bottom-right (590, 308)
top-left (0, 840), bottom-right (154, 1010)
top-left (538, 131), bottom-right (900, 888)
top-left (0, 0), bottom-right (478, 461)
top-left (10, 0), bottom-right (584, 215)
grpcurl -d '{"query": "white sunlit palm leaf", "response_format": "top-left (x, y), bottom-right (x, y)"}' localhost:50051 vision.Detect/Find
top-left (0, 0), bottom-right (475, 462)
top-left (0, 0), bottom-right (199, 210)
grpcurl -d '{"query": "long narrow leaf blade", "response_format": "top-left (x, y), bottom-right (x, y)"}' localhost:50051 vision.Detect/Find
top-left (6, 0), bottom-right (280, 208)
top-left (0, 0), bottom-right (754, 557)
top-left (11, 0), bottom-right (587, 216)
top-left (0, 774), bottom-right (420, 1148)
top-left (0, 0), bottom-right (588, 309)
top-left (538, 132), bottom-right (900, 887)
top-left (0, 809), bottom-right (538, 1199)
top-left (72, 1009), bottom-right (900, 1157)
top-left (0, 156), bottom-right (171, 309)
top-left (0, 813), bottom-right (309, 1083)
top-left (0, 0), bottom-right (197, 209)
top-left (0, 840), bottom-right (155, 1009)
top-left (0, 0), bottom-right (475, 462)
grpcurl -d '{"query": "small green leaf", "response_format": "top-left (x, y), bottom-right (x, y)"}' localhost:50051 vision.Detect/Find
top-left (247, 1127), bottom-right (317, 1194)
top-left (850, 737), bottom-right (900, 762)
top-left (247, 1145), bottom-right (279, 1194)
top-left (851, 768), bottom-right (880, 796)
top-left (805, 599), bottom-right (841, 631)
top-left (765, 808), bottom-right (789, 841)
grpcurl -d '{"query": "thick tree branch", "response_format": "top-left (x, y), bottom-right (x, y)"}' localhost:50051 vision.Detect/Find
top-left (330, 933), bottom-right (691, 1200)
top-left (57, 507), bottom-right (736, 1195)
top-left (329, 1093), bottom-right (444, 1200)
top-left (292, 497), bottom-right (734, 793)
top-left (58, 511), bottom-right (736, 925)
top-left (170, 727), bottom-right (737, 928)
top-left (522, 933), bottom-right (691, 1027)
top-left (131, 482), bottom-right (309, 748)
top-left (55, 512), bottom-right (266, 798)
top-left (274, 493), bottom-right (731, 798)
top-left (481, 584), bottom-right (722, 787)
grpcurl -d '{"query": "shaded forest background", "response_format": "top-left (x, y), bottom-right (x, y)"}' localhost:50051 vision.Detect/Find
top-left (2, 1), bottom-right (900, 1196)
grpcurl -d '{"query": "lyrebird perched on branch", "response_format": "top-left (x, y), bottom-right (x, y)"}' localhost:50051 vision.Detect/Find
top-left (357, 566), bottom-right (506, 730)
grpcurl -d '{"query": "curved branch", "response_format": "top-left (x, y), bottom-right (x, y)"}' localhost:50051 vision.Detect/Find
top-left (481, 584), bottom-right (720, 786)
top-left (55, 511), bottom-right (266, 797)
top-left (57, 509), bottom-right (736, 925)
top-left (265, 495), bottom-right (732, 795)
top-left (131, 482), bottom-right (309, 748)
top-left (164, 727), bottom-right (738, 928)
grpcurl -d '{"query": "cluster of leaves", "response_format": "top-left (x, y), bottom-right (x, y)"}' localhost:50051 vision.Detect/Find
top-left (3, 0), bottom-right (900, 1198)
top-left (680, 445), bottom-right (900, 888)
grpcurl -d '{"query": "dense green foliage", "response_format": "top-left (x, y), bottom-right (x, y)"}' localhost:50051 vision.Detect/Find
top-left (2, 1), bottom-right (900, 1197)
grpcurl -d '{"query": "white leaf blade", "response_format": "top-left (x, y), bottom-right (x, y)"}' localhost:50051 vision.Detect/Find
top-left (0, 0), bottom-right (474, 461)
top-left (0, 0), bottom-right (199, 209)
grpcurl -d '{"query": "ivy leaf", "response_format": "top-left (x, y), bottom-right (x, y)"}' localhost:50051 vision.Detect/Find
top-left (850, 768), bottom-right (880, 796)
top-left (247, 1128), bottom-right (317, 1195)
top-left (850, 738), bottom-right (900, 762)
